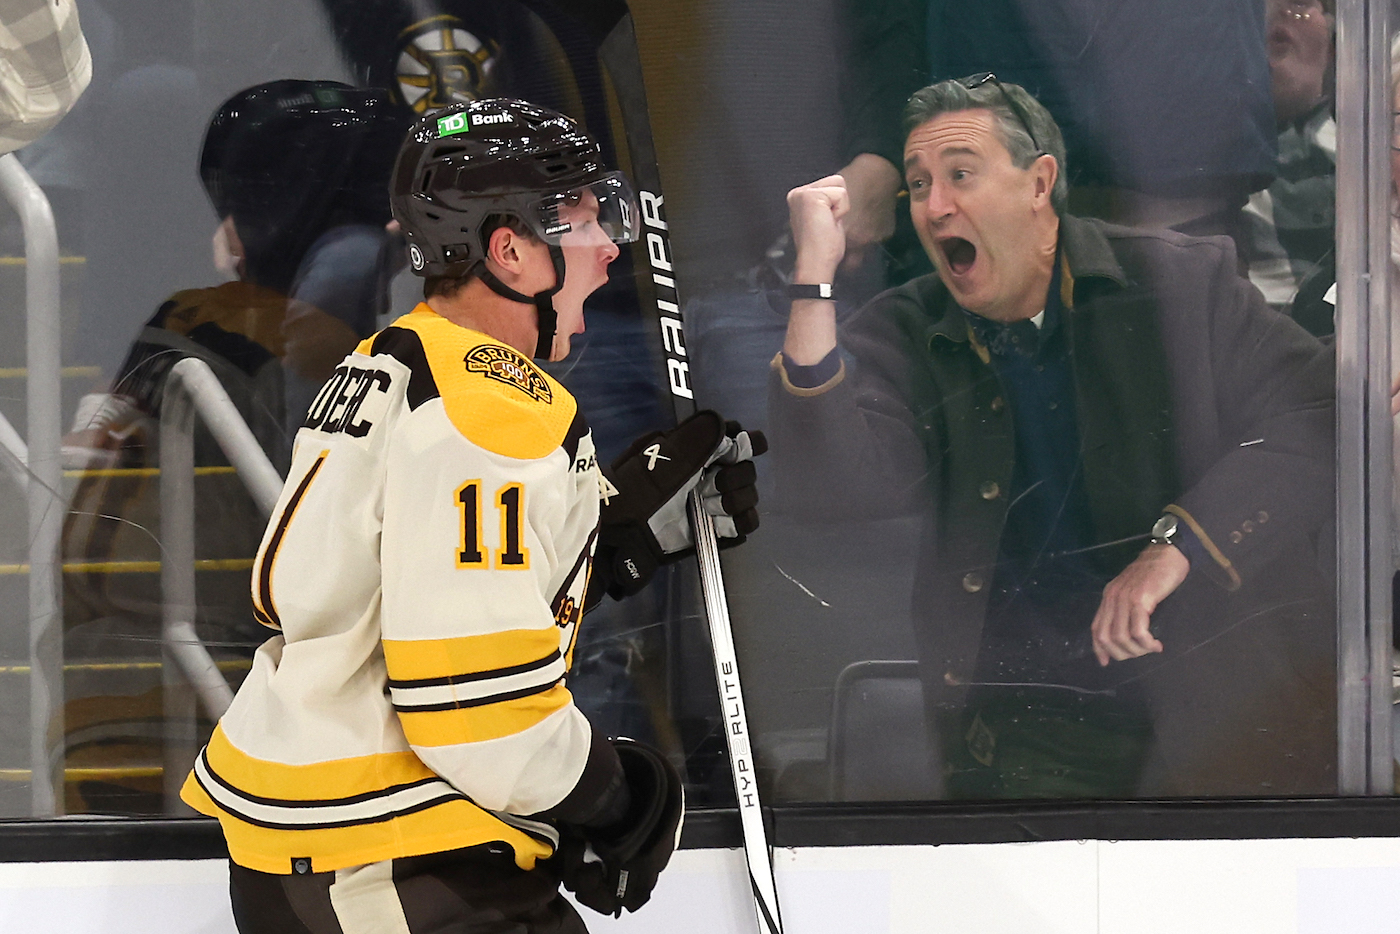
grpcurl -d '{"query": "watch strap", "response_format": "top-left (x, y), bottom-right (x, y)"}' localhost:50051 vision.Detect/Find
top-left (786, 283), bottom-right (835, 300)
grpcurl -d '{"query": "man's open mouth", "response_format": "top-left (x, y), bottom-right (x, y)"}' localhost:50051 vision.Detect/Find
top-left (939, 237), bottom-right (977, 276)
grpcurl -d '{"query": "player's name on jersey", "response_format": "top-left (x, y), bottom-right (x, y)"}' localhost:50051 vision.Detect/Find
top-left (304, 364), bottom-right (392, 437)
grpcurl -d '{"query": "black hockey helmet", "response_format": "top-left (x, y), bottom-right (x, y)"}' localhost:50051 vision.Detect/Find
top-left (200, 79), bottom-right (409, 293)
top-left (389, 98), bottom-right (640, 357)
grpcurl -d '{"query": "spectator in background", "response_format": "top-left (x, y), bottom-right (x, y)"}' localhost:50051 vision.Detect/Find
top-left (195, 81), bottom-right (408, 436)
top-left (771, 77), bottom-right (1335, 798)
top-left (57, 81), bottom-right (405, 814)
top-left (0, 0), bottom-right (90, 154)
top-left (66, 79), bottom-right (406, 467)
top-left (1240, 0), bottom-right (1337, 319)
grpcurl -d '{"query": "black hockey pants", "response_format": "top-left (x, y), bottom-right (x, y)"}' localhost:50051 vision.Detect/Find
top-left (229, 843), bottom-right (588, 933)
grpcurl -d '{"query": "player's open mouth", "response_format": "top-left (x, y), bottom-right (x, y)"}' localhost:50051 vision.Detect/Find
top-left (939, 236), bottom-right (977, 276)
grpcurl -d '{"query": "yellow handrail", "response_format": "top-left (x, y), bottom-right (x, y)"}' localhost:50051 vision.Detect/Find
top-left (0, 558), bottom-right (255, 575)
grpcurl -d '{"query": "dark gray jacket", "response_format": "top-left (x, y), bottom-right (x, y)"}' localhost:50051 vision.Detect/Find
top-left (768, 215), bottom-right (1336, 794)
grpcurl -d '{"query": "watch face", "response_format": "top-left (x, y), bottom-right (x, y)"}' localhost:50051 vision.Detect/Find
top-left (1152, 514), bottom-right (1178, 541)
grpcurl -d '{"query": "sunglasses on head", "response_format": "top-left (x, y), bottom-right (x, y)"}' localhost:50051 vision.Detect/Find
top-left (956, 72), bottom-right (1045, 157)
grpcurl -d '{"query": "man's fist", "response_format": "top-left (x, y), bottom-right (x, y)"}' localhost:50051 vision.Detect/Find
top-left (786, 173), bottom-right (850, 285)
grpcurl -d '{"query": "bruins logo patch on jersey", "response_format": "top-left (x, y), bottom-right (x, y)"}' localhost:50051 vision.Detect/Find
top-left (464, 344), bottom-right (553, 404)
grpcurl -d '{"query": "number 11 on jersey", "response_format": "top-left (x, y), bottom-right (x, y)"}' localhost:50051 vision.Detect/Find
top-left (456, 480), bottom-right (530, 570)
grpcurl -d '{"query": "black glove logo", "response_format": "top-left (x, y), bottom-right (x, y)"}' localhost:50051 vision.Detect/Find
top-left (641, 443), bottom-right (670, 471)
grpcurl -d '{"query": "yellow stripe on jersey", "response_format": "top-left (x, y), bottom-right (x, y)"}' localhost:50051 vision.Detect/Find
top-left (396, 683), bottom-right (573, 747)
top-left (181, 771), bottom-right (553, 875)
top-left (200, 725), bottom-right (436, 802)
top-left (375, 306), bottom-right (577, 461)
top-left (383, 628), bottom-right (563, 681)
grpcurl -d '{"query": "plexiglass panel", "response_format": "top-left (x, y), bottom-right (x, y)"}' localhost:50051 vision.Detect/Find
top-left (0, 0), bottom-right (1371, 823)
top-left (655, 0), bottom-right (1342, 802)
top-left (0, 0), bottom-right (736, 817)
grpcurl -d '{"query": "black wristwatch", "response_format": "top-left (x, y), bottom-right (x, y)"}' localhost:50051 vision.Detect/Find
top-left (786, 282), bottom-right (835, 300)
top-left (1150, 513), bottom-right (1179, 546)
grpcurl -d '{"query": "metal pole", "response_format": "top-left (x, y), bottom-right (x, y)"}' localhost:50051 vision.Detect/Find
top-left (1364, 0), bottom-right (1394, 793)
top-left (159, 357), bottom-right (281, 810)
top-left (0, 154), bottom-right (64, 816)
top-left (159, 373), bottom-right (199, 812)
top-left (0, 410), bottom-right (28, 491)
top-left (1335, 0), bottom-right (1371, 795)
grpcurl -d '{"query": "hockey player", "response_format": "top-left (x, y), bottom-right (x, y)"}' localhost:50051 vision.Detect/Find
top-left (180, 98), bottom-right (764, 933)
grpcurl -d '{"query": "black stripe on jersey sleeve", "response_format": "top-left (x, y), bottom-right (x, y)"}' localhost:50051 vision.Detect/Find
top-left (551, 529), bottom-right (595, 616)
top-left (386, 650), bottom-right (562, 690)
top-left (370, 327), bottom-right (440, 410)
top-left (252, 605), bottom-right (278, 630)
top-left (391, 680), bottom-right (562, 713)
top-left (561, 407), bottom-right (590, 462)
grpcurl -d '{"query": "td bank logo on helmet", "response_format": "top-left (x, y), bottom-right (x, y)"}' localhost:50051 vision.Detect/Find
top-left (437, 110), bottom-right (511, 137)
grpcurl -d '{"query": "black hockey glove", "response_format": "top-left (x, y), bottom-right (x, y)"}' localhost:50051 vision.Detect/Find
top-left (590, 410), bottom-right (766, 603)
top-left (557, 738), bottom-right (685, 917)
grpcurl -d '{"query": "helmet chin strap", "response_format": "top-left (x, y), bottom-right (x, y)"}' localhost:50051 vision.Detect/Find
top-left (476, 246), bottom-right (567, 359)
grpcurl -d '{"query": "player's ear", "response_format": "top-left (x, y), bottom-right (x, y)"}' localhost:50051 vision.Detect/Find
top-left (487, 225), bottom-right (523, 272)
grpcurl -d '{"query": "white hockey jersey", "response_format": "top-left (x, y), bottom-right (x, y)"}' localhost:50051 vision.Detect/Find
top-left (182, 304), bottom-right (602, 875)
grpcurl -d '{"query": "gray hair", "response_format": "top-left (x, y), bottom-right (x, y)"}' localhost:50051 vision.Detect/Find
top-left (903, 78), bottom-right (1068, 215)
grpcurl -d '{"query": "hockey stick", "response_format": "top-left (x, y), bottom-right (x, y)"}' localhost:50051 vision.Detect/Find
top-left (581, 6), bottom-right (785, 933)
top-left (687, 494), bottom-right (785, 934)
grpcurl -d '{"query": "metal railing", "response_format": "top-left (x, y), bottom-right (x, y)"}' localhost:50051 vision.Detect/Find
top-left (0, 154), bottom-right (64, 816)
top-left (159, 356), bottom-right (281, 809)
top-left (0, 150), bottom-right (281, 812)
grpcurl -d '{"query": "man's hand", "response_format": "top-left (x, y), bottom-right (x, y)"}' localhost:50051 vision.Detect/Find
top-left (836, 153), bottom-right (902, 272)
top-left (786, 174), bottom-right (850, 287)
top-left (1090, 543), bottom-right (1189, 665)
top-left (783, 175), bottom-right (849, 366)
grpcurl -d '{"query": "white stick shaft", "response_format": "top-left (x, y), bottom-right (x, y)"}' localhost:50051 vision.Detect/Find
top-left (689, 493), bottom-right (783, 934)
